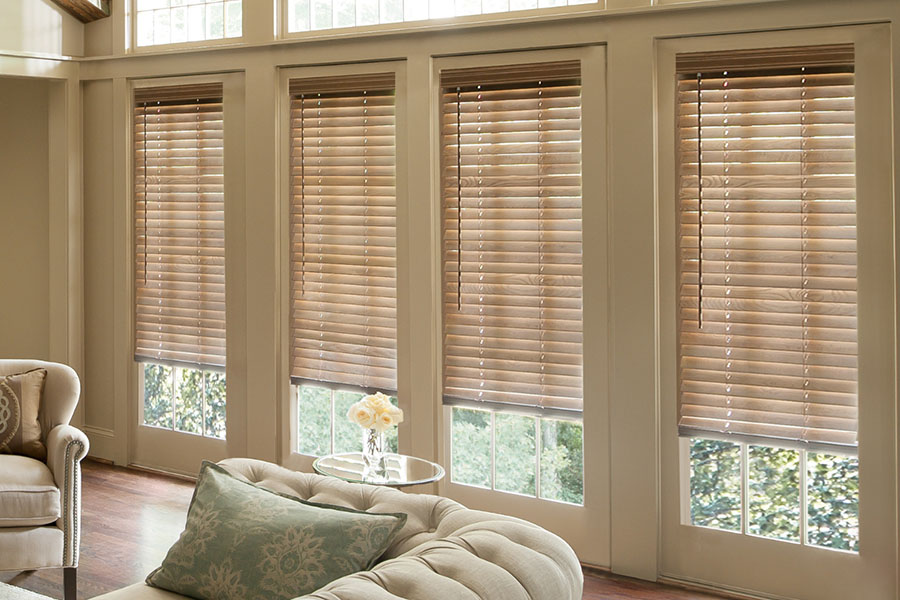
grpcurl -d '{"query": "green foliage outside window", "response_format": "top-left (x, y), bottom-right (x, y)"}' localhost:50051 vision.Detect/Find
top-left (690, 438), bottom-right (742, 531)
top-left (450, 407), bottom-right (584, 504)
top-left (690, 438), bottom-right (859, 551)
top-left (748, 446), bottom-right (800, 541)
top-left (143, 363), bottom-right (173, 429)
top-left (204, 371), bottom-right (227, 439)
top-left (494, 413), bottom-right (537, 496)
top-left (541, 419), bottom-right (584, 505)
top-left (141, 362), bottom-right (226, 440)
top-left (451, 408), bottom-right (492, 488)
top-left (808, 452), bottom-right (859, 552)
top-left (176, 368), bottom-right (203, 434)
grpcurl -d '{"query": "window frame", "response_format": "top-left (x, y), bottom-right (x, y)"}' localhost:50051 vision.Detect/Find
top-left (278, 60), bottom-right (409, 475)
top-left (130, 0), bottom-right (245, 54)
top-left (434, 44), bottom-right (609, 560)
top-left (656, 24), bottom-right (897, 599)
top-left (128, 72), bottom-right (247, 475)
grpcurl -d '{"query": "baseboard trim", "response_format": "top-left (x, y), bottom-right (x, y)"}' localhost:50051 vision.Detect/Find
top-left (127, 462), bottom-right (199, 482)
top-left (658, 574), bottom-right (793, 600)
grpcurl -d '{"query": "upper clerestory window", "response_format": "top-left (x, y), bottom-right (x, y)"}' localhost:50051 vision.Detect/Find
top-left (285, 0), bottom-right (598, 34)
top-left (136, 0), bottom-right (242, 48)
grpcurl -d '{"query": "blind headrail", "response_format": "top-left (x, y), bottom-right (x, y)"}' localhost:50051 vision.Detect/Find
top-left (675, 43), bottom-right (854, 74)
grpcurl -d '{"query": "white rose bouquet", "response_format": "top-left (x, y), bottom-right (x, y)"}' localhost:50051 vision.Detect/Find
top-left (347, 392), bottom-right (403, 433)
top-left (348, 392), bottom-right (403, 477)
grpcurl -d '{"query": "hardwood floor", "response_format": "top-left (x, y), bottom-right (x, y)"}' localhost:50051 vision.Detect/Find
top-left (1, 460), bottom-right (726, 599)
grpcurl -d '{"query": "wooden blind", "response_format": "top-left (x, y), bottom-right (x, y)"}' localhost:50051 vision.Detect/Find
top-left (134, 82), bottom-right (226, 368)
top-left (676, 45), bottom-right (857, 450)
top-left (289, 73), bottom-right (397, 392)
top-left (440, 61), bottom-right (584, 415)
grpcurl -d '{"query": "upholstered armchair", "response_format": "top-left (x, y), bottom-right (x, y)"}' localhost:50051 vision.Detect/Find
top-left (0, 360), bottom-right (89, 600)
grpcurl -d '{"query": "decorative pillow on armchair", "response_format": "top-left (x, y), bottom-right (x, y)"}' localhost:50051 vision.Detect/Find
top-left (147, 461), bottom-right (407, 600)
top-left (0, 369), bottom-right (47, 460)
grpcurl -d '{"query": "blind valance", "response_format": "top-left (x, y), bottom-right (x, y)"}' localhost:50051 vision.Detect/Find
top-left (677, 45), bottom-right (857, 450)
top-left (440, 60), bottom-right (584, 416)
top-left (288, 73), bottom-right (398, 392)
top-left (134, 82), bottom-right (226, 369)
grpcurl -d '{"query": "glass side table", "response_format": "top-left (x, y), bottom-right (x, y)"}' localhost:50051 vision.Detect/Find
top-left (313, 452), bottom-right (445, 488)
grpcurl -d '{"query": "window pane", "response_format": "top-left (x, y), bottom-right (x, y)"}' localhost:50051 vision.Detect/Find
top-left (143, 363), bottom-right (172, 428)
top-left (188, 4), bottom-right (206, 40)
top-left (334, 0), bottom-right (356, 27)
top-left (334, 390), bottom-right (363, 454)
top-left (494, 413), bottom-right (536, 496)
top-left (205, 2), bottom-right (224, 38)
top-left (540, 418), bottom-right (584, 504)
top-left (289, 0), bottom-right (311, 31)
top-left (312, 0), bottom-right (333, 29)
top-left (297, 385), bottom-right (332, 455)
top-left (224, 0), bottom-right (241, 37)
top-left (170, 6), bottom-right (188, 42)
top-left (689, 438), bottom-right (741, 531)
top-left (451, 407), bottom-right (491, 488)
top-left (174, 368), bottom-right (203, 434)
top-left (153, 9), bottom-right (171, 45)
top-left (808, 452), bottom-right (859, 552)
top-left (204, 371), bottom-right (227, 439)
top-left (748, 445), bottom-right (800, 541)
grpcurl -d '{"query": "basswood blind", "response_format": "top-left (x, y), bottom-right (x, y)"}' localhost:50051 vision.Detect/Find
top-left (289, 73), bottom-right (397, 392)
top-left (134, 83), bottom-right (226, 368)
top-left (677, 45), bottom-right (857, 450)
top-left (441, 60), bottom-right (584, 416)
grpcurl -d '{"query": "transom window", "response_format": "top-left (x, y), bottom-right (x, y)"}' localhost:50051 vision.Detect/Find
top-left (136, 0), bottom-right (242, 48)
top-left (286, 0), bottom-right (597, 34)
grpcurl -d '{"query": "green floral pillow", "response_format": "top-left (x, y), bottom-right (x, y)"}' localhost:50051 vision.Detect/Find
top-left (147, 461), bottom-right (407, 600)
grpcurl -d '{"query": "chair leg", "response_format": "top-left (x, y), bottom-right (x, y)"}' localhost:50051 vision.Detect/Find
top-left (63, 567), bottom-right (76, 600)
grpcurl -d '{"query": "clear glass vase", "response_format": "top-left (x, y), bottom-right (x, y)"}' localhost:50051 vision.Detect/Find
top-left (362, 428), bottom-right (387, 480)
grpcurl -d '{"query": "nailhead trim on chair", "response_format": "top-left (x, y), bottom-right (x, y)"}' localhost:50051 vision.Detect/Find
top-left (62, 440), bottom-right (85, 566)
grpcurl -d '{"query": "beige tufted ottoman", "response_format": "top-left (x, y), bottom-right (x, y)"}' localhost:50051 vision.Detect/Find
top-left (92, 458), bottom-right (584, 600)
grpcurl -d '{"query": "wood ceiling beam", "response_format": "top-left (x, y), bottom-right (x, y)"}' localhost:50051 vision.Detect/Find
top-left (50, 0), bottom-right (110, 23)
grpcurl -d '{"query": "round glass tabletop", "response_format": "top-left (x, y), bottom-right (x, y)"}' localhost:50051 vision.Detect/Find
top-left (313, 452), bottom-right (445, 487)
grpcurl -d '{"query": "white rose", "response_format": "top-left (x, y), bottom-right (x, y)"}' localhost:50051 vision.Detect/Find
top-left (388, 405), bottom-right (404, 425)
top-left (373, 410), bottom-right (396, 433)
top-left (363, 392), bottom-right (391, 412)
top-left (348, 401), bottom-right (376, 429)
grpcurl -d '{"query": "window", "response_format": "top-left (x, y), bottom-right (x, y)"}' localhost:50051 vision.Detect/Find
top-left (676, 44), bottom-right (858, 549)
top-left (134, 82), bottom-right (227, 439)
top-left (136, 0), bottom-right (242, 48)
top-left (441, 60), bottom-right (584, 504)
top-left (286, 0), bottom-right (597, 34)
top-left (288, 73), bottom-right (398, 455)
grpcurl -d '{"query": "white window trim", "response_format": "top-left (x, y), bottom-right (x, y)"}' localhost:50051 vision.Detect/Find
top-left (128, 72), bottom-right (246, 475)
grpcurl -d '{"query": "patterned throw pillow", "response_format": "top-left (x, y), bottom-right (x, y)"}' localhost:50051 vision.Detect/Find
top-left (147, 461), bottom-right (407, 600)
top-left (0, 369), bottom-right (47, 460)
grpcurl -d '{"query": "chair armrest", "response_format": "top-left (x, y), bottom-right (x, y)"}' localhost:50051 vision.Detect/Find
top-left (46, 424), bottom-right (90, 567)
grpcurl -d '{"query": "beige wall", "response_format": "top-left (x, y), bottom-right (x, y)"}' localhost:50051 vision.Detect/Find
top-left (0, 77), bottom-right (51, 360)
top-left (0, 0), bottom-right (84, 58)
